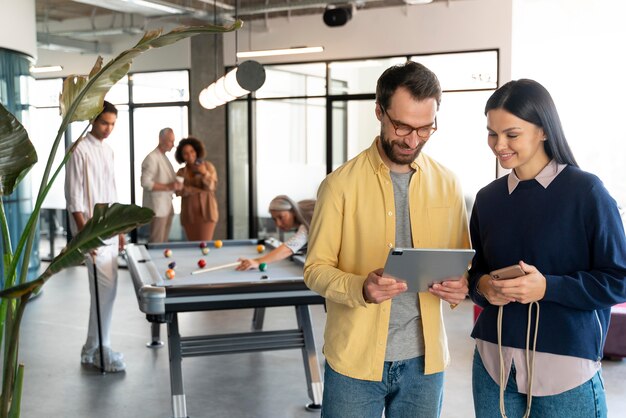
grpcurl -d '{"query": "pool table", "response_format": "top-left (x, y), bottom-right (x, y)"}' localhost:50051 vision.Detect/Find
top-left (125, 238), bottom-right (324, 418)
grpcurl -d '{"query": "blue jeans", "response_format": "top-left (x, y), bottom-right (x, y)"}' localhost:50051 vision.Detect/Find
top-left (322, 356), bottom-right (444, 418)
top-left (472, 349), bottom-right (607, 418)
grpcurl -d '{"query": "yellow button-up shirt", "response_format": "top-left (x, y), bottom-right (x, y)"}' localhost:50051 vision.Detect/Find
top-left (304, 139), bottom-right (470, 381)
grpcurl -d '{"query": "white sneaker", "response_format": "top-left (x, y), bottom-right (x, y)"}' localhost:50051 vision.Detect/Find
top-left (81, 345), bottom-right (97, 365)
top-left (93, 347), bottom-right (126, 372)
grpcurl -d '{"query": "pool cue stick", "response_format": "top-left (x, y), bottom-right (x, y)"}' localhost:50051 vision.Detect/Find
top-left (91, 253), bottom-right (106, 374)
top-left (191, 261), bottom-right (241, 275)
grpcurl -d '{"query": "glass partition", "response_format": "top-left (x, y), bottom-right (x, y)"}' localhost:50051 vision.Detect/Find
top-left (130, 71), bottom-right (189, 103)
top-left (329, 57), bottom-right (406, 95)
top-left (132, 106), bottom-right (188, 242)
top-left (228, 100), bottom-right (250, 238)
top-left (425, 90), bottom-right (496, 212)
top-left (254, 98), bottom-right (326, 239)
top-left (30, 69), bottom-right (191, 254)
top-left (229, 50), bottom-right (499, 238)
top-left (411, 50), bottom-right (498, 91)
top-left (255, 63), bottom-right (326, 98)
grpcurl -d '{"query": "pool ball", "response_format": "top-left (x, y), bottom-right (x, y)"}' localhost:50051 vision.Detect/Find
top-left (165, 269), bottom-right (176, 280)
top-left (168, 261), bottom-right (176, 269)
top-left (214, 240), bottom-right (223, 248)
top-left (197, 259), bottom-right (207, 268)
top-left (199, 241), bottom-right (207, 249)
top-left (164, 249), bottom-right (173, 258)
top-left (256, 244), bottom-right (265, 254)
top-left (259, 262), bottom-right (267, 272)
top-left (201, 247), bottom-right (210, 255)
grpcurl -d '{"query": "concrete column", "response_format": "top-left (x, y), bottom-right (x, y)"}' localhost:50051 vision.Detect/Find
top-left (190, 34), bottom-right (228, 239)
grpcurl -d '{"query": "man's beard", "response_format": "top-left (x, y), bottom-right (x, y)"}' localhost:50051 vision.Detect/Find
top-left (380, 131), bottom-right (423, 165)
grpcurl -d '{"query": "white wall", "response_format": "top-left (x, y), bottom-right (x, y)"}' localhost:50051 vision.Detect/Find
top-left (512, 0), bottom-right (626, 209)
top-left (0, 0), bottom-right (37, 59)
top-left (224, 0), bottom-right (512, 82)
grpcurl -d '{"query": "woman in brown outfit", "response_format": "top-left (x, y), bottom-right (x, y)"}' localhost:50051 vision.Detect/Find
top-left (174, 137), bottom-right (219, 241)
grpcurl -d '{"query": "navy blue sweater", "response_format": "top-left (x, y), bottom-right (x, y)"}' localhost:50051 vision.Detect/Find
top-left (468, 165), bottom-right (626, 361)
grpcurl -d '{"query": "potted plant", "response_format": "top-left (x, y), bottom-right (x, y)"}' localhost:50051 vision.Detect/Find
top-left (0, 21), bottom-right (241, 418)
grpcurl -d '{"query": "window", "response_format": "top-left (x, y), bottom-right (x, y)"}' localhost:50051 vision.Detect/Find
top-left (255, 63), bottom-right (326, 99)
top-left (328, 57), bottom-right (406, 95)
top-left (31, 70), bottom-right (191, 256)
top-left (255, 98), bottom-right (326, 224)
top-left (228, 50), bottom-right (499, 239)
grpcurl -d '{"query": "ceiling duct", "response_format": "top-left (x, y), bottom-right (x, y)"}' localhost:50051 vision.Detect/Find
top-left (37, 32), bottom-right (112, 54)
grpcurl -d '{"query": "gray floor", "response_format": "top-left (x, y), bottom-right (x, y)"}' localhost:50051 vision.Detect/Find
top-left (18, 264), bottom-right (626, 418)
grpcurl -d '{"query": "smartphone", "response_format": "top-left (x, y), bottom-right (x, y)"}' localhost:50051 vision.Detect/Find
top-left (490, 264), bottom-right (525, 280)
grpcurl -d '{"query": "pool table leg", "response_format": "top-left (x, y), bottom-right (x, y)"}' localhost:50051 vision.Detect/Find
top-left (295, 305), bottom-right (323, 411)
top-left (168, 314), bottom-right (189, 418)
top-left (147, 322), bottom-right (165, 348)
top-left (251, 307), bottom-right (266, 330)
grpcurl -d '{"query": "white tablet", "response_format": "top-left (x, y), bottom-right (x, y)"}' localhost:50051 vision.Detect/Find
top-left (383, 248), bottom-right (475, 292)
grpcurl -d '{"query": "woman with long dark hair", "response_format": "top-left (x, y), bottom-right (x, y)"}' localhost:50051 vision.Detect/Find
top-left (468, 79), bottom-right (626, 417)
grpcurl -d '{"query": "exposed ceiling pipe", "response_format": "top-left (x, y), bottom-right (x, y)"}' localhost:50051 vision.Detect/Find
top-left (232, 0), bottom-right (380, 17)
top-left (37, 32), bottom-right (113, 54)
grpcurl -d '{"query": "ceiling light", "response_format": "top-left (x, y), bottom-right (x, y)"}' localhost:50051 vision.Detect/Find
top-left (236, 46), bottom-right (324, 58)
top-left (30, 65), bottom-right (63, 74)
top-left (51, 27), bottom-right (144, 38)
top-left (199, 84), bottom-right (225, 110)
top-left (199, 60), bottom-right (266, 110)
top-left (404, 0), bottom-right (434, 4)
top-left (73, 0), bottom-right (190, 16)
top-left (195, 0), bottom-right (234, 10)
top-left (223, 68), bottom-right (249, 97)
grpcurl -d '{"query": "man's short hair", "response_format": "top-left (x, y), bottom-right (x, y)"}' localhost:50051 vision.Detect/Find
top-left (159, 127), bottom-right (174, 139)
top-left (376, 61), bottom-right (442, 110)
top-left (95, 100), bottom-right (118, 121)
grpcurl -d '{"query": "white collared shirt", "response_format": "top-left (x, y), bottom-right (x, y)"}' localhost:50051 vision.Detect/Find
top-left (64, 132), bottom-right (117, 237)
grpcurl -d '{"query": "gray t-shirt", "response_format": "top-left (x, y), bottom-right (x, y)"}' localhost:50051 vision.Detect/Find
top-left (385, 170), bottom-right (425, 361)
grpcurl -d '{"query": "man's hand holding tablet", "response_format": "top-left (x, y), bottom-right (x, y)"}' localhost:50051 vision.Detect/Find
top-left (382, 248), bottom-right (474, 306)
top-left (363, 268), bottom-right (408, 304)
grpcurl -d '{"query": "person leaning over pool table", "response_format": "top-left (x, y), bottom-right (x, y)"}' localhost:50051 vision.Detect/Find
top-left (236, 195), bottom-right (315, 271)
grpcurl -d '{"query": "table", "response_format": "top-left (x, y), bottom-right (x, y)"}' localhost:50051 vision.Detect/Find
top-left (125, 238), bottom-right (324, 418)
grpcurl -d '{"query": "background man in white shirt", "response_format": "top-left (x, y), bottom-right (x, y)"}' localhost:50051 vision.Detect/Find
top-left (65, 101), bottom-right (126, 372)
top-left (140, 127), bottom-right (183, 243)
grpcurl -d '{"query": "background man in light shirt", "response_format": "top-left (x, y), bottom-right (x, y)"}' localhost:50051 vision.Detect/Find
top-left (140, 127), bottom-right (183, 243)
top-left (65, 101), bottom-right (126, 372)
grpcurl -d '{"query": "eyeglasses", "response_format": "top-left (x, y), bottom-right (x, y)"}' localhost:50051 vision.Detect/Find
top-left (381, 106), bottom-right (437, 139)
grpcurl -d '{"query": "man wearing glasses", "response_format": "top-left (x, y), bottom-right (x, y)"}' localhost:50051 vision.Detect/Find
top-left (304, 61), bottom-right (470, 417)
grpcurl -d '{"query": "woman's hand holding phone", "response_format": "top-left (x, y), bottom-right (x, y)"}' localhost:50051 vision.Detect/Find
top-left (490, 264), bottom-right (525, 280)
top-left (477, 274), bottom-right (515, 306)
top-left (489, 261), bottom-right (547, 304)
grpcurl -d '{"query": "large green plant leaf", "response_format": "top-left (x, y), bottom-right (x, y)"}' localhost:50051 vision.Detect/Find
top-left (60, 21), bottom-right (242, 123)
top-left (0, 104), bottom-right (37, 196)
top-left (0, 203), bottom-right (154, 299)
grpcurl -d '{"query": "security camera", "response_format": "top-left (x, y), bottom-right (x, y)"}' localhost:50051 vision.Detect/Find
top-left (323, 4), bottom-right (353, 27)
